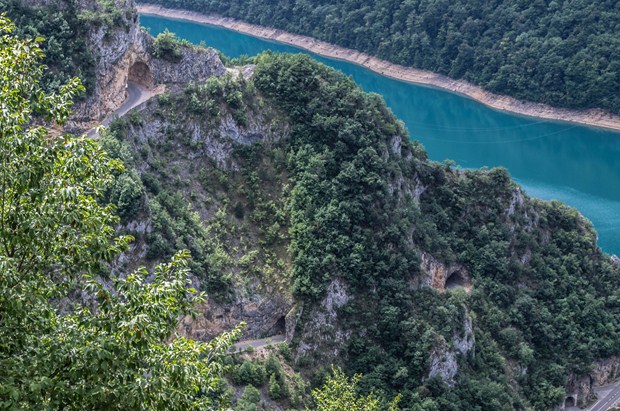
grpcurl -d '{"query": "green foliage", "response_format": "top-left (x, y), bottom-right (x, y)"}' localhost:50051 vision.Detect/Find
top-left (181, 74), bottom-right (249, 124)
top-left (277, 343), bottom-right (292, 362)
top-left (1, 0), bottom-right (98, 97)
top-left (47, 251), bottom-right (242, 409)
top-left (152, 29), bottom-right (184, 62)
top-left (0, 17), bottom-right (240, 409)
top-left (309, 367), bottom-right (399, 411)
top-left (146, 191), bottom-right (235, 299)
top-left (289, 373), bottom-right (310, 408)
top-left (108, 171), bottom-right (145, 219)
top-left (233, 361), bottom-right (266, 387)
top-left (252, 52), bottom-right (416, 300)
top-left (265, 353), bottom-right (282, 377)
top-left (148, 0), bottom-right (620, 114)
top-left (268, 373), bottom-right (283, 400)
top-left (102, 46), bottom-right (620, 410)
top-left (236, 385), bottom-right (261, 411)
top-left (248, 52), bottom-right (620, 410)
top-left (106, 71), bottom-right (291, 300)
top-left (77, 0), bottom-right (127, 28)
top-left (0, 15), bottom-right (109, 288)
top-left (228, 54), bottom-right (256, 66)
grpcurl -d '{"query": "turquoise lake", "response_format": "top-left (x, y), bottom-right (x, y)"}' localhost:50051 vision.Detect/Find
top-left (140, 14), bottom-right (620, 255)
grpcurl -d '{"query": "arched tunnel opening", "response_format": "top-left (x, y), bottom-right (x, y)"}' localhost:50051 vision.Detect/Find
top-left (128, 61), bottom-right (153, 89)
top-left (445, 270), bottom-right (468, 290)
top-left (564, 396), bottom-right (576, 408)
top-left (270, 316), bottom-right (286, 336)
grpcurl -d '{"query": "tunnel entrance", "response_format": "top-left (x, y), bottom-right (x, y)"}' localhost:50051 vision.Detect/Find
top-left (269, 316), bottom-right (286, 336)
top-left (564, 397), bottom-right (576, 408)
top-left (445, 270), bottom-right (469, 290)
top-left (128, 61), bottom-right (153, 88)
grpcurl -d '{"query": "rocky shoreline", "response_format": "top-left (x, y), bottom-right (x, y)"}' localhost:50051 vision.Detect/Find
top-left (137, 4), bottom-right (620, 133)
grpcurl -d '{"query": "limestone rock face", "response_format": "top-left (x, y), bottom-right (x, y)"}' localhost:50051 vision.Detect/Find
top-left (71, 0), bottom-right (225, 128)
top-left (417, 252), bottom-right (471, 292)
top-left (73, 4), bottom-right (148, 123)
top-left (124, 102), bottom-right (282, 171)
top-left (149, 43), bottom-right (226, 86)
top-left (285, 304), bottom-right (302, 342)
top-left (427, 310), bottom-right (475, 385)
top-left (295, 279), bottom-right (352, 362)
top-left (591, 356), bottom-right (620, 385)
top-left (428, 343), bottom-right (458, 385)
top-left (115, 86), bottom-right (293, 342)
top-left (564, 374), bottom-right (594, 408)
top-left (505, 188), bottom-right (524, 217)
top-left (178, 294), bottom-right (293, 341)
top-left (453, 312), bottom-right (475, 356)
top-left (564, 356), bottom-right (620, 408)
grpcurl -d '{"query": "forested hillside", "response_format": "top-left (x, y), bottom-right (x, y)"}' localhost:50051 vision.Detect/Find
top-left (4, 0), bottom-right (620, 409)
top-left (142, 0), bottom-right (620, 114)
top-left (0, 0), bottom-right (127, 96)
top-left (107, 50), bottom-right (620, 410)
top-left (0, 16), bottom-right (241, 409)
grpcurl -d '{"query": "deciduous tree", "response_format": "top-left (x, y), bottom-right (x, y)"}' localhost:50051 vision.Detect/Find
top-left (0, 16), bottom-right (240, 410)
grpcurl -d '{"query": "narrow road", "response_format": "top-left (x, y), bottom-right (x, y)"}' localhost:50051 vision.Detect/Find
top-left (86, 81), bottom-right (160, 138)
top-left (588, 380), bottom-right (620, 411)
top-left (233, 335), bottom-right (286, 351)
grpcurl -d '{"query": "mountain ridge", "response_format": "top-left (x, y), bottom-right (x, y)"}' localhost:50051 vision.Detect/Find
top-left (4, 0), bottom-right (620, 409)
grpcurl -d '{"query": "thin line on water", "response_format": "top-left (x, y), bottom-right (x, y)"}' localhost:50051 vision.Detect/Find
top-left (414, 125), bottom-right (580, 144)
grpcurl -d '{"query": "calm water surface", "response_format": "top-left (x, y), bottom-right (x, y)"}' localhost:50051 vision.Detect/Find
top-left (141, 14), bottom-right (620, 255)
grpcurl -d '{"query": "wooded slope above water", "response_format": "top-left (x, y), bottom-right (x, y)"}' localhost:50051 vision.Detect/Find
top-left (140, 0), bottom-right (620, 115)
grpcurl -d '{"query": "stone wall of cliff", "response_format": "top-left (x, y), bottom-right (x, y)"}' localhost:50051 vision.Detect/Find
top-left (69, 0), bottom-right (225, 130)
top-left (106, 74), bottom-right (294, 341)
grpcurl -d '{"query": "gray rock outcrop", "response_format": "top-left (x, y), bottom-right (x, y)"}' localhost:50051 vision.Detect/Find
top-left (427, 309), bottom-right (475, 385)
top-left (71, 0), bottom-right (225, 128)
top-left (564, 356), bottom-right (620, 408)
top-left (294, 279), bottom-right (352, 362)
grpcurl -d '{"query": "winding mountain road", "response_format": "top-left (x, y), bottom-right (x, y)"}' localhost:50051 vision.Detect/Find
top-left (587, 380), bottom-right (620, 411)
top-left (86, 81), bottom-right (161, 138)
top-left (233, 335), bottom-right (286, 351)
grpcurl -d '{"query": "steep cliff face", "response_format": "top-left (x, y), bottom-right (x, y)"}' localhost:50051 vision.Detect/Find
top-left (178, 293), bottom-right (292, 341)
top-left (120, 102), bottom-right (276, 172)
top-left (104, 72), bottom-right (294, 341)
top-left (61, 9), bottom-right (620, 405)
top-left (293, 279), bottom-right (352, 362)
top-left (566, 356), bottom-right (620, 407)
top-left (69, 0), bottom-right (225, 129)
top-left (427, 310), bottom-right (475, 385)
top-left (149, 44), bottom-right (227, 86)
top-left (68, 0), bottom-right (146, 123)
top-left (417, 252), bottom-right (471, 292)
top-left (592, 356), bottom-right (620, 385)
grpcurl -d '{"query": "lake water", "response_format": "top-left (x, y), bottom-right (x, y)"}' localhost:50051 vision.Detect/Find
top-left (141, 14), bottom-right (620, 255)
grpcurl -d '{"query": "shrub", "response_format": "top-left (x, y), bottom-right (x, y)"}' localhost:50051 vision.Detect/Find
top-left (152, 29), bottom-right (182, 62)
top-left (268, 373), bottom-right (283, 400)
top-left (236, 385), bottom-right (261, 411)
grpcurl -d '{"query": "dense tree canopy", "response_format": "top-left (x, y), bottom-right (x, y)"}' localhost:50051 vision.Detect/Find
top-left (309, 367), bottom-right (400, 411)
top-left (6, 0), bottom-right (617, 406)
top-left (108, 49), bottom-right (620, 410)
top-left (0, 16), bottom-right (239, 409)
top-left (0, 0), bottom-right (96, 96)
top-left (145, 0), bottom-right (620, 114)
